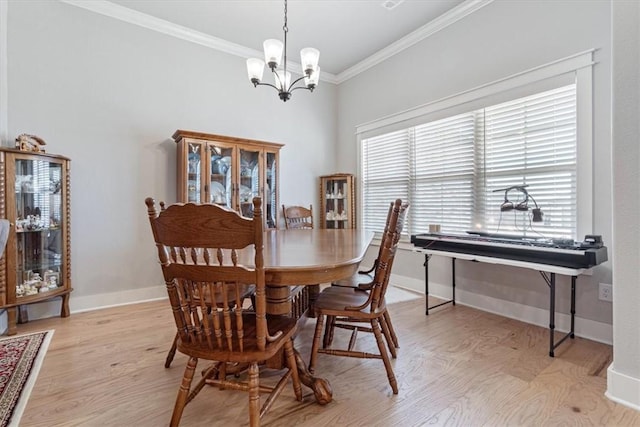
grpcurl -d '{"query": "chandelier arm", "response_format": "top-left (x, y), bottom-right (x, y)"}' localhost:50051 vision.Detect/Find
top-left (289, 85), bottom-right (312, 93)
top-left (254, 81), bottom-right (282, 92)
top-left (273, 70), bottom-right (285, 89)
top-left (287, 75), bottom-right (308, 92)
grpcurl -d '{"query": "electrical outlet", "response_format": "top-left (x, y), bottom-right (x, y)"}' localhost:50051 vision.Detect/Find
top-left (599, 283), bottom-right (613, 302)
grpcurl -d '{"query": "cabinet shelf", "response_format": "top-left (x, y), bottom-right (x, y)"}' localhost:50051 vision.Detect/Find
top-left (16, 192), bottom-right (57, 196)
top-left (16, 227), bottom-right (60, 234)
top-left (19, 259), bottom-right (63, 271)
top-left (13, 287), bottom-right (72, 306)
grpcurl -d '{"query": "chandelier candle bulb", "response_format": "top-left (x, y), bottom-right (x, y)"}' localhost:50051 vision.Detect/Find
top-left (304, 67), bottom-right (320, 89)
top-left (246, 58), bottom-right (266, 82)
top-left (275, 70), bottom-right (292, 91)
top-left (263, 39), bottom-right (284, 69)
top-left (301, 47), bottom-right (320, 74)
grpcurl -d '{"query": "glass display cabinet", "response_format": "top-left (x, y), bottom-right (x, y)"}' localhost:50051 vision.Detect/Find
top-left (0, 148), bottom-right (71, 335)
top-left (320, 173), bottom-right (355, 229)
top-left (173, 130), bottom-right (282, 229)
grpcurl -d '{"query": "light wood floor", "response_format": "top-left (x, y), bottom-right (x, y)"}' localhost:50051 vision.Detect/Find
top-left (15, 289), bottom-right (640, 426)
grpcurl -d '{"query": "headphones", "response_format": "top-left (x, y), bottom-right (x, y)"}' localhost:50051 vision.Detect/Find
top-left (496, 185), bottom-right (544, 222)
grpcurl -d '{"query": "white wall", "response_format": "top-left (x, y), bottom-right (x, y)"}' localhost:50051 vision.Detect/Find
top-left (5, 0), bottom-right (337, 313)
top-left (337, 0), bottom-right (613, 331)
top-left (607, 0), bottom-right (640, 411)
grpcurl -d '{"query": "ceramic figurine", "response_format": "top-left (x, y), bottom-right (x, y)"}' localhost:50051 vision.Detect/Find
top-left (15, 134), bottom-right (46, 152)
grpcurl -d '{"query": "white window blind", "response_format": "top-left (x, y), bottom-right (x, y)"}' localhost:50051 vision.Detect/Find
top-left (362, 129), bottom-right (410, 233)
top-left (361, 83), bottom-right (578, 239)
top-left (482, 85), bottom-right (577, 238)
top-left (412, 112), bottom-right (476, 234)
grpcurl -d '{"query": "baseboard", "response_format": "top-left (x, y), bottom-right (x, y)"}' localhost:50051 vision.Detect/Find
top-left (4, 276), bottom-right (613, 346)
top-left (0, 285), bottom-right (168, 326)
top-left (390, 273), bottom-right (613, 345)
top-left (606, 364), bottom-right (640, 411)
top-left (70, 285), bottom-right (167, 313)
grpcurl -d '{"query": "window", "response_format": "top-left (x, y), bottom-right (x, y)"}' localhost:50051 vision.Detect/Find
top-left (361, 84), bottom-right (578, 239)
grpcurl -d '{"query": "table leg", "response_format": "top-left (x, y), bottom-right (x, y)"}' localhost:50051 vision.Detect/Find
top-left (307, 284), bottom-right (320, 318)
top-left (540, 271), bottom-right (574, 357)
top-left (452, 258), bottom-right (456, 306)
top-left (424, 254), bottom-right (430, 315)
top-left (549, 272), bottom-right (556, 357)
top-left (264, 284), bottom-right (333, 405)
top-left (423, 253), bottom-right (455, 315)
top-left (570, 275), bottom-right (576, 339)
top-left (293, 348), bottom-right (332, 405)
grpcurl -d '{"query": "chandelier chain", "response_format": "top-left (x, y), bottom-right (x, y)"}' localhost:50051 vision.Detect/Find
top-left (283, 0), bottom-right (288, 33)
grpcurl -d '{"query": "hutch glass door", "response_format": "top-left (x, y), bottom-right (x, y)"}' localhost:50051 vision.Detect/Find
top-left (187, 142), bottom-right (203, 203)
top-left (14, 158), bottom-right (64, 298)
top-left (238, 147), bottom-right (261, 219)
top-left (265, 151), bottom-right (277, 229)
top-left (209, 144), bottom-right (234, 208)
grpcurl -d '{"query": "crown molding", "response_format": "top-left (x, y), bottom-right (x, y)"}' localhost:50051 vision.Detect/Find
top-left (59, 0), bottom-right (492, 86)
top-left (58, 0), bottom-right (339, 85)
top-left (335, 0), bottom-right (494, 84)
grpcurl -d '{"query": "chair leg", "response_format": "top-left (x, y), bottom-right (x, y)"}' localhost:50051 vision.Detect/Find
top-left (165, 332), bottom-right (179, 368)
top-left (248, 362), bottom-right (260, 427)
top-left (372, 319), bottom-right (398, 394)
top-left (309, 314), bottom-right (325, 374)
top-left (379, 313), bottom-right (397, 359)
top-left (170, 356), bottom-right (198, 427)
top-left (322, 315), bottom-right (335, 348)
top-left (187, 362), bottom-right (221, 404)
top-left (383, 310), bottom-right (399, 348)
top-left (284, 339), bottom-right (303, 401)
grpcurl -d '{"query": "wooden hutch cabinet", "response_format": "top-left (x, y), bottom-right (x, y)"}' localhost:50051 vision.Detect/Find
top-left (0, 148), bottom-right (71, 335)
top-left (173, 130), bottom-right (282, 229)
top-left (319, 173), bottom-right (355, 229)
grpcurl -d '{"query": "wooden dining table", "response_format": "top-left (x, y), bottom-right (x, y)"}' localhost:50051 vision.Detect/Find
top-left (237, 228), bottom-right (375, 405)
top-left (259, 228), bottom-right (374, 310)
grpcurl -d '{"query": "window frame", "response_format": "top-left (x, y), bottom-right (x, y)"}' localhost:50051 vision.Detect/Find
top-left (356, 50), bottom-right (594, 240)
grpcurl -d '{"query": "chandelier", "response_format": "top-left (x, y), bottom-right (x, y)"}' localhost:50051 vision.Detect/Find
top-left (246, 0), bottom-right (320, 102)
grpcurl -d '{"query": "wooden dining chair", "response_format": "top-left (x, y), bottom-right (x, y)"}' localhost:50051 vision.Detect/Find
top-left (146, 197), bottom-right (302, 427)
top-left (330, 201), bottom-right (407, 350)
top-left (154, 201), bottom-right (255, 369)
top-left (282, 204), bottom-right (314, 229)
top-left (308, 199), bottom-right (408, 395)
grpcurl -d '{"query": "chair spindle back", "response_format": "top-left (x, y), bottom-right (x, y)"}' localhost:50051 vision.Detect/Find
top-left (365, 199), bottom-right (409, 313)
top-left (146, 197), bottom-right (275, 353)
top-left (282, 205), bottom-right (314, 229)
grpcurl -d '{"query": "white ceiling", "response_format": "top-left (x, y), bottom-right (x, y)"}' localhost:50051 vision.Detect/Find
top-left (106, 0), bottom-right (468, 77)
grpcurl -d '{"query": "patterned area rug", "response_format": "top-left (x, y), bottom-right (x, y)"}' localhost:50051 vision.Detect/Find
top-left (0, 330), bottom-right (53, 427)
